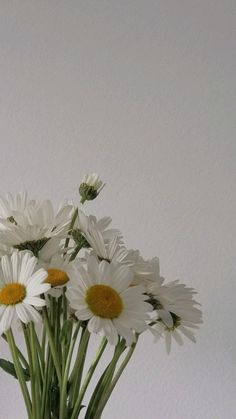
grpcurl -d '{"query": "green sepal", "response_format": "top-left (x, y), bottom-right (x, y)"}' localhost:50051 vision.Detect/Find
top-left (79, 183), bottom-right (98, 201)
top-left (14, 237), bottom-right (49, 257)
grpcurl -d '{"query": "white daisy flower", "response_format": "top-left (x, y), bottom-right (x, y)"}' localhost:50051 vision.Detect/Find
top-left (66, 255), bottom-right (152, 346)
top-left (127, 254), bottom-right (163, 288)
top-left (78, 210), bottom-right (121, 243)
top-left (79, 173), bottom-right (105, 201)
top-left (0, 200), bottom-right (74, 256)
top-left (148, 280), bottom-right (202, 353)
top-left (71, 210), bottom-right (122, 259)
top-left (0, 251), bottom-right (50, 334)
top-left (88, 236), bottom-right (125, 262)
top-left (40, 253), bottom-right (72, 298)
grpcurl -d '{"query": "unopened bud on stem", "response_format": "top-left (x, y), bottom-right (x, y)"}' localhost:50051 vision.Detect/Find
top-left (79, 173), bottom-right (105, 202)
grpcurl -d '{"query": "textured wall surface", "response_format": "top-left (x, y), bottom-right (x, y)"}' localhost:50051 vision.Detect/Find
top-left (0, 1), bottom-right (235, 418)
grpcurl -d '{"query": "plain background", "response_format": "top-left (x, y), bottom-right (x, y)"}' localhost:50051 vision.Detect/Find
top-left (0, 1), bottom-right (235, 418)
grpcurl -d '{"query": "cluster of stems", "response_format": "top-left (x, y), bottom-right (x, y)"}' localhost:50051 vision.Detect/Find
top-left (3, 206), bottom-right (138, 419)
top-left (5, 295), bottom-right (137, 418)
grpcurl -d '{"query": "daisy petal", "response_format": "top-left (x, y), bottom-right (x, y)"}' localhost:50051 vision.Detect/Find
top-left (15, 303), bottom-right (30, 323)
top-left (88, 316), bottom-right (102, 333)
top-left (22, 304), bottom-right (42, 323)
top-left (0, 306), bottom-right (14, 333)
top-left (1, 255), bottom-right (13, 283)
top-left (24, 296), bottom-right (46, 307)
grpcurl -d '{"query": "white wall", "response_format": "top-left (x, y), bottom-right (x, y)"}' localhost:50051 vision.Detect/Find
top-left (0, 1), bottom-right (235, 418)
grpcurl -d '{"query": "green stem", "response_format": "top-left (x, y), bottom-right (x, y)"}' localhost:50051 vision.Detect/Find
top-left (43, 297), bottom-right (61, 418)
top-left (62, 288), bottom-right (67, 323)
top-left (6, 329), bottom-right (32, 418)
top-left (63, 207), bottom-right (79, 321)
top-left (71, 337), bottom-right (107, 419)
top-left (64, 208), bottom-right (79, 253)
top-left (84, 340), bottom-right (126, 419)
top-left (94, 339), bottom-right (138, 419)
top-left (41, 344), bottom-right (53, 419)
top-left (42, 307), bottom-right (62, 388)
top-left (69, 327), bottom-right (90, 410)
top-left (2, 333), bottom-right (29, 369)
top-left (22, 324), bottom-right (35, 418)
top-left (41, 326), bottom-right (46, 359)
top-left (29, 323), bottom-right (41, 419)
top-left (61, 319), bottom-right (74, 374)
top-left (69, 244), bottom-right (83, 262)
top-left (30, 324), bottom-right (45, 382)
top-left (59, 322), bottom-right (81, 419)
top-left (54, 297), bottom-right (62, 359)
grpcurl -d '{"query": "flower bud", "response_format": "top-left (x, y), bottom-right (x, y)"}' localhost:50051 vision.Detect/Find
top-left (79, 173), bottom-right (105, 202)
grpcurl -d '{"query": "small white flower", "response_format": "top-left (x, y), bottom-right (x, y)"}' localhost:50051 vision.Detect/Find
top-left (66, 255), bottom-right (152, 346)
top-left (40, 253), bottom-right (72, 298)
top-left (0, 251), bottom-right (50, 334)
top-left (148, 280), bottom-right (202, 353)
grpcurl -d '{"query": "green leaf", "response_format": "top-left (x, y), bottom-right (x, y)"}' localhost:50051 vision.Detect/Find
top-left (0, 358), bottom-right (30, 381)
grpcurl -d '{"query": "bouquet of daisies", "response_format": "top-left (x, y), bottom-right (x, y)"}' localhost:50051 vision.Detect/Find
top-left (0, 174), bottom-right (202, 419)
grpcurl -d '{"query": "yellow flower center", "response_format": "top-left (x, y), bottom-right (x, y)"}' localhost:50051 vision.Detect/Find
top-left (86, 284), bottom-right (123, 319)
top-left (0, 283), bottom-right (26, 305)
top-left (45, 269), bottom-right (69, 287)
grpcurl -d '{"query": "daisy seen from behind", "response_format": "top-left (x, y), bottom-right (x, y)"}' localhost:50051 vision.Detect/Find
top-left (70, 209), bottom-right (122, 259)
top-left (66, 254), bottom-right (152, 345)
top-left (148, 279), bottom-right (203, 353)
top-left (0, 251), bottom-right (50, 334)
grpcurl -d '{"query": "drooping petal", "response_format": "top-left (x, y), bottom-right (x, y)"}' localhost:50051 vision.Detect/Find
top-left (22, 304), bottom-right (42, 323)
top-left (0, 306), bottom-right (15, 333)
top-left (158, 310), bottom-right (174, 328)
top-left (113, 318), bottom-right (135, 346)
top-left (75, 307), bottom-right (92, 321)
top-left (88, 316), bottom-right (102, 333)
top-left (15, 303), bottom-right (31, 323)
top-left (101, 319), bottom-right (118, 345)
